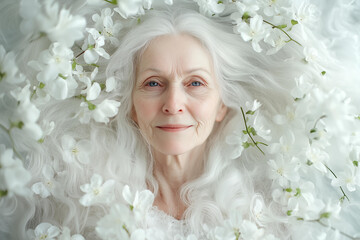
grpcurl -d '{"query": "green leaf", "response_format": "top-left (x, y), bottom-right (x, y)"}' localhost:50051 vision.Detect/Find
top-left (58, 73), bottom-right (67, 79)
top-left (310, 128), bottom-right (317, 133)
top-left (72, 59), bottom-right (77, 70)
top-left (285, 188), bottom-right (292, 192)
top-left (248, 126), bottom-right (257, 136)
top-left (306, 160), bottom-right (313, 166)
top-left (0, 72), bottom-right (6, 81)
top-left (217, 0), bottom-right (223, 3)
top-left (320, 212), bottom-right (331, 219)
top-left (356, 115), bottom-right (360, 120)
top-left (291, 19), bottom-right (298, 25)
top-left (321, 71), bottom-right (326, 76)
top-left (287, 210), bottom-right (292, 216)
top-left (91, 63), bottom-right (100, 68)
top-left (242, 12), bottom-right (251, 22)
top-left (88, 44), bottom-right (95, 50)
top-left (88, 102), bottom-right (96, 110)
top-left (246, 110), bottom-right (255, 115)
top-left (38, 138), bottom-right (44, 143)
top-left (11, 121), bottom-right (24, 129)
top-left (277, 24), bottom-right (287, 29)
top-left (104, 0), bottom-right (117, 5)
top-left (129, 205), bottom-right (134, 211)
top-left (242, 141), bottom-right (251, 148)
top-left (294, 188), bottom-right (301, 197)
top-left (137, 18), bottom-right (141, 24)
top-left (0, 190), bottom-right (8, 198)
top-left (39, 82), bottom-right (45, 89)
top-left (353, 161), bottom-right (358, 167)
top-left (100, 83), bottom-right (106, 90)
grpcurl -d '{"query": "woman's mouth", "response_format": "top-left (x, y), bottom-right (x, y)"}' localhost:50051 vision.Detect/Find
top-left (156, 124), bottom-right (192, 132)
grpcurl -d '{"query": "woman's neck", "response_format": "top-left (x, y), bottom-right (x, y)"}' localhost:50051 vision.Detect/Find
top-left (152, 144), bottom-right (205, 219)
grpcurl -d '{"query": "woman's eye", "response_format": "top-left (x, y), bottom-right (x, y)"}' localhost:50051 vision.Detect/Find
top-left (190, 81), bottom-right (202, 87)
top-left (145, 81), bottom-right (160, 87)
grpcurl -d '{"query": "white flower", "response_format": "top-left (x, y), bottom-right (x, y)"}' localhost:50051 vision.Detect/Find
top-left (31, 164), bottom-right (58, 198)
top-left (27, 222), bottom-right (61, 240)
top-left (92, 8), bottom-right (122, 46)
top-left (78, 67), bottom-right (101, 101)
top-left (29, 42), bottom-right (78, 100)
top-left (96, 203), bottom-right (136, 240)
top-left (234, 15), bottom-right (267, 52)
top-left (305, 146), bottom-right (329, 173)
top-left (82, 28), bottom-right (110, 64)
top-left (264, 28), bottom-right (287, 55)
top-left (331, 164), bottom-right (359, 192)
top-left (20, 0), bottom-right (86, 47)
top-left (92, 99), bottom-right (121, 123)
top-left (259, 0), bottom-right (291, 17)
top-left (61, 135), bottom-right (92, 164)
top-left (58, 227), bottom-right (85, 240)
top-left (122, 185), bottom-right (155, 222)
top-left (239, 220), bottom-right (264, 240)
top-left (115, 0), bottom-right (151, 19)
top-left (225, 129), bottom-right (248, 159)
top-left (194, 0), bottom-right (226, 16)
top-left (268, 155), bottom-right (300, 187)
top-left (253, 113), bottom-right (271, 141)
top-left (79, 174), bottom-right (115, 206)
top-left (0, 45), bottom-right (25, 91)
top-left (10, 84), bottom-right (43, 140)
top-left (292, 1), bottom-right (320, 26)
top-left (0, 145), bottom-right (31, 197)
top-left (234, 0), bottom-right (260, 18)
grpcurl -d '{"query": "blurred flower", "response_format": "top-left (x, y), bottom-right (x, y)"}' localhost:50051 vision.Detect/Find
top-left (115, 0), bottom-right (152, 19)
top-left (194, 0), bottom-right (226, 16)
top-left (27, 222), bottom-right (61, 240)
top-left (31, 164), bottom-right (59, 198)
top-left (92, 8), bottom-right (122, 46)
top-left (0, 45), bottom-right (25, 92)
top-left (20, 0), bottom-right (86, 47)
top-left (61, 135), bottom-right (91, 164)
top-left (0, 145), bottom-right (31, 197)
top-left (79, 174), bottom-right (115, 206)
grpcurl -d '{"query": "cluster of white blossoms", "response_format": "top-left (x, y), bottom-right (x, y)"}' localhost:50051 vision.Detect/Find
top-left (1, 0), bottom-right (360, 240)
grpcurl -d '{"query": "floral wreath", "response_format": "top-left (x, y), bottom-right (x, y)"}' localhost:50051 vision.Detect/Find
top-left (0, 0), bottom-right (360, 239)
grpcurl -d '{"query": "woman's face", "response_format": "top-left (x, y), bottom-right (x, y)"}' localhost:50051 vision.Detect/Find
top-left (132, 34), bottom-right (227, 156)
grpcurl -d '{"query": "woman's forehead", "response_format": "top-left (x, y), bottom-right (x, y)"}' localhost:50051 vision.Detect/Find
top-left (137, 34), bottom-right (214, 75)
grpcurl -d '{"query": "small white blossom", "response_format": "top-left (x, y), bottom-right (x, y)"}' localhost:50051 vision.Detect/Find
top-left (96, 203), bottom-right (136, 240)
top-left (27, 222), bottom-right (61, 240)
top-left (79, 174), bottom-right (115, 206)
top-left (122, 185), bottom-right (155, 223)
top-left (92, 8), bottom-right (122, 46)
top-left (105, 76), bottom-right (117, 92)
top-left (31, 164), bottom-right (59, 198)
top-left (331, 164), bottom-right (359, 192)
top-left (194, 0), bottom-right (226, 16)
top-left (61, 135), bottom-right (92, 164)
top-left (92, 99), bottom-right (121, 123)
top-left (82, 28), bottom-right (110, 64)
top-left (306, 146), bottom-right (329, 173)
top-left (0, 45), bottom-right (25, 92)
top-left (234, 15), bottom-right (267, 52)
top-left (268, 155), bottom-right (300, 187)
top-left (115, 0), bottom-right (151, 19)
top-left (78, 67), bottom-right (101, 101)
top-left (0, 145), bottom-right (31, 197)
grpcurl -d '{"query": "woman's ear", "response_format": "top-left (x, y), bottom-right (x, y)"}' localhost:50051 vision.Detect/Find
top-left (215, 102), bottom-right (227, 122)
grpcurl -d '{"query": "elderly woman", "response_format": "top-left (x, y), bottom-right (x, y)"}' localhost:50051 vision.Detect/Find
top-left (4, 1), bottom-right (360, 240)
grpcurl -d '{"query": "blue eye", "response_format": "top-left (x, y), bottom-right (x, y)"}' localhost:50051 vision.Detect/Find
top-left (147, 81), bottom-right (159, 87)
top-left (191, 81), bottom-right (202, 86)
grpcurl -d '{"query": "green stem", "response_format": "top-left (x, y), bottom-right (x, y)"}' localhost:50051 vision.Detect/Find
top-left (0, 123), bottom-right (23, 161)
top-left (263, 20), bottom-right (302, 47)
top-left (240, 107), bottom-right (265, 155)
top-left (325, 165), bottom-right (350, 202)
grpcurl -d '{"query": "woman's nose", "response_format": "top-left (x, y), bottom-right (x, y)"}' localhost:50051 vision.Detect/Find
top-left (162, 86), bottom-right (185, 114)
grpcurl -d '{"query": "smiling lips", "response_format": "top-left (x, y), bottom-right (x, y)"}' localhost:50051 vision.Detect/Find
top-left (156, 124), bottom-right (192, 132)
